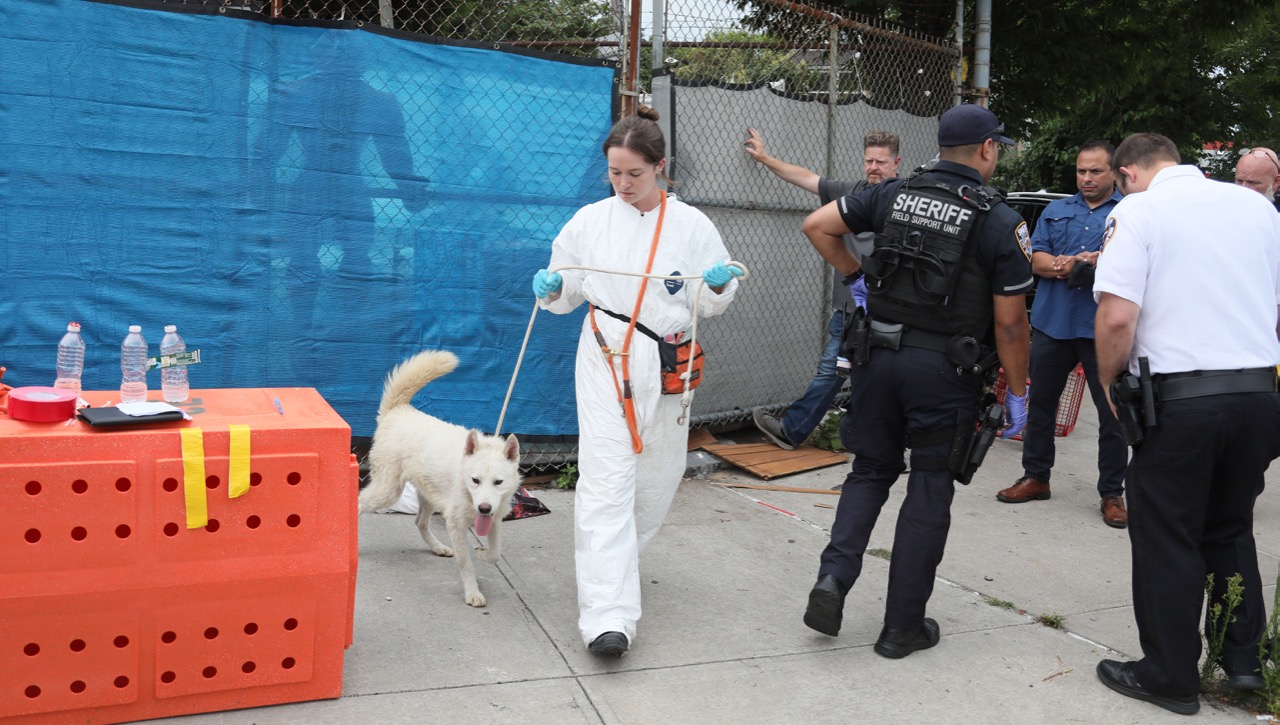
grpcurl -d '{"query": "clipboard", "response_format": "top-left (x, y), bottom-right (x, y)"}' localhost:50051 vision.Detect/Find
top-left (78, 406), bottom-right (186, 427)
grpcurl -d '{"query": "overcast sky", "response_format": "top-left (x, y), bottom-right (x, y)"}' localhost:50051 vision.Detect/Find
top-left (637, 0), bottom-right (744, 41)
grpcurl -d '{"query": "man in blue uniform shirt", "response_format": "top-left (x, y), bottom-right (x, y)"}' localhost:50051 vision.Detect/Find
top-left (798, 104), bottom-right (1032, 658)
top-left (996, 142), bottom-right (1129, 528)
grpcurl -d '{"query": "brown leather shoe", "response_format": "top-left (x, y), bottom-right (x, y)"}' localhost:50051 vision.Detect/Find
top-left (1101, 496), bottom-right (1128, 529)
top-left (996, 475), bottom-right (1050, 503)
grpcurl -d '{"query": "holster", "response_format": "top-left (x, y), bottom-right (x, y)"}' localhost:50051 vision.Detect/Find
top-left (950, 403), bottom-right (1004, 485)
top-left (1109, 372), bottom-right (1148, 446)
top-left (912, 402), bottom-right (1003, 485)
top-left (842, 308), bottom-right (872, 366)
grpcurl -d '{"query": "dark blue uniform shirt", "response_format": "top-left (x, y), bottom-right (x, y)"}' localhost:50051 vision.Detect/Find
top-left (835, 160), bottom-right (1034, 299)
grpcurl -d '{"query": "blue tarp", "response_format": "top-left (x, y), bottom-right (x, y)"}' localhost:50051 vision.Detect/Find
top-left (0, 0), bottom-right (616, 436)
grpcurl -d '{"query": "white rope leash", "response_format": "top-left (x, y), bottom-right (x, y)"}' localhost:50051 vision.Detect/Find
top-left (494, 261), bottom-right (750, 435)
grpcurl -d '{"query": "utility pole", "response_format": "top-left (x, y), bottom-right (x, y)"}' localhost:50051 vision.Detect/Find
top-left (953, 0), bottom-right (964, 107)
top-left (973, 0), bottom-right (991, 107)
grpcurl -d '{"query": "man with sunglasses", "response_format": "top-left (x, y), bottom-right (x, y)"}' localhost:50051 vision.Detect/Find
top-left (796, 104), bottom-right (1032, 659)
top-left (1234, 147), bottom-right (1280, 212)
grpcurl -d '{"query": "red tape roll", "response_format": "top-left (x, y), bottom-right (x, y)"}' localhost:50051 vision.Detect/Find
top-left (7, 387), bottom-right (78, 422)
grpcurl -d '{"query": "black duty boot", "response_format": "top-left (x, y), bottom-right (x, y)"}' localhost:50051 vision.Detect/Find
top-left (874, 618), bottom-right (940, 659)
top-left (803, 574), bottom-right (845, 636)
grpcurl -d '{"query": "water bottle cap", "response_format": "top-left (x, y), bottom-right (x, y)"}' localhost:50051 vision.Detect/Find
top-left (128, 325), bottom-right (141, 333)
top-left (164, 325), bottom-right (177, 333)
top-left (67, 322), bottom-right (81, 332)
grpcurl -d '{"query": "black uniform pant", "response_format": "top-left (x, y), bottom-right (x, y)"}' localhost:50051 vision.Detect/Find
top-left (1127, 392), bottom-right (1280, 697)
top-left (820, 345), bottom-right (982, 630)
top-left (1022, 330), bottom-right (1127, 497)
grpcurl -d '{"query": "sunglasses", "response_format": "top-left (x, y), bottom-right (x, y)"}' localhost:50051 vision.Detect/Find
top-left (1240, 148), bottom-right (1280, 173)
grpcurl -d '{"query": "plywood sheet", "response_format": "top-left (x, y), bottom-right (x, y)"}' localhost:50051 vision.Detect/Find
top-left (702, 442), bottom-right (848, 480)
top-left (687, 427), bottom-right (718, 451)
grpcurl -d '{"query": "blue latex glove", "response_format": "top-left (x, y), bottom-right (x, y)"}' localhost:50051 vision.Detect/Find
top-left (532, 269), bottom-right (562, 299)
top-left (1000, 390), bottom-right (1028, 439)
top-left (849, 277), bottom-right (868, 310)
top-left (702, 261), bottom-right (744, 288)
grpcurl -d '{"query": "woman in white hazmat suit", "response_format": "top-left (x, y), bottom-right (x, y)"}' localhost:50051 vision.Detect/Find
top-left (532, 106), bottom-right (742, 657)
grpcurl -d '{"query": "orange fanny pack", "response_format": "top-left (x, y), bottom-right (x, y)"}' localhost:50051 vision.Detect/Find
top-left (592, 306), bottom-right (704, 395)
top-left (657, 338), bottom-right (704, 395)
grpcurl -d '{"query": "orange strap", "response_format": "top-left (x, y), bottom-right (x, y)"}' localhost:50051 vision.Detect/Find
top-left (588, 190), bottom-right (667, 454)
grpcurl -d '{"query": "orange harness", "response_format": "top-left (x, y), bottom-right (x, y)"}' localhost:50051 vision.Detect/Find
top-left (587, 190), bottom-right (668, 454)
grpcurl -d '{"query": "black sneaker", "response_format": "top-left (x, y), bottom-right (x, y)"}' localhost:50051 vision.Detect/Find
top-left (752, 407), bottom-right (796, 451)
top-left (588, 631), bottom-right (628, 657)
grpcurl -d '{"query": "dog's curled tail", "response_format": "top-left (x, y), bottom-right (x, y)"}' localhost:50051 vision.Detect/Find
top-left (379, 350), bottom-right (459, 416)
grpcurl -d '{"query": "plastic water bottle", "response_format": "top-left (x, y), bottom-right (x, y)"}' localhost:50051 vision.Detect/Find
top-left (160, 325), bottom-right (189, 403)
top-left (54, 322), bottom-right (86, 395)
top-left (120, 325), bottom-right (149, 403)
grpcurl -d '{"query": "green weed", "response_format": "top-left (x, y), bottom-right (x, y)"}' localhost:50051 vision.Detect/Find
top-left (983, 596), bottom-right (1016, 610)
top-left (1036, 613), bottom-right (1065, 629)
top-left (866, 548), bottom-right (892, 561)
top-left (553, 463), bottom-right (578, 490)
top-left (806, 409), bottom-right (845, 452)
top-left (1260, 568), bottom-right (1280, 716)
top-left (1201, 572), bottom-right (1244, 687)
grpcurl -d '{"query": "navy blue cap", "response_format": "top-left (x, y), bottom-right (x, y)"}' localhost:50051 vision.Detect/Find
top-left (937, 104), bottom-right (1014, 147)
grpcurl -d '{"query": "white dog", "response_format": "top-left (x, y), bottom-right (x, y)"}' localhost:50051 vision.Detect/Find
top-left (358, 350), bottom-right (521, 607)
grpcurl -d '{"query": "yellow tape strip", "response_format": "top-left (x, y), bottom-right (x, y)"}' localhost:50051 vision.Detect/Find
top-left (181, 427), bottom-right (208, 529)
top-left (228, 424), bottom-right (251, 499)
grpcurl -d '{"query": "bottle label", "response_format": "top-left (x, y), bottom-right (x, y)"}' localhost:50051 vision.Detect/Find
top-left (147, 350), bottom-right (201, 371)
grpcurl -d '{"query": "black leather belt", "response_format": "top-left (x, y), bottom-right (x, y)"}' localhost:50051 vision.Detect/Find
top-left (1155, 367), bottom-right (1278, 401)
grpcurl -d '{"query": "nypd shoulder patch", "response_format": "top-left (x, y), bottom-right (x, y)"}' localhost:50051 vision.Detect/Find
top-left (1014, 222), bottom-right (1031, 261)
top-left (1102, 217), bottom-right (1117, 250)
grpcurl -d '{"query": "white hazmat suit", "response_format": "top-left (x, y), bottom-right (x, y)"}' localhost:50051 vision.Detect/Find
top-left (540, 193), bottom-right (738, 647)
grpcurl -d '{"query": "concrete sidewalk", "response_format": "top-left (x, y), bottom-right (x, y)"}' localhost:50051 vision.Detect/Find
top-left (162, 411), bottom-right (1277, 724)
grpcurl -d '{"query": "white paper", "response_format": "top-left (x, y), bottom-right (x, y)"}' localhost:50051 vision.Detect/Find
top-left (115, 401), bottom-right (190, 419)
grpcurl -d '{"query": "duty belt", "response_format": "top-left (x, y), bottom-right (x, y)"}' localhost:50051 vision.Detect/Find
top-left (897, 326), bottom-right (953, 353)
top-left (868, 320), bottom-right (954, 353)
top-left (1155, 367), bottom-right (1278, 401)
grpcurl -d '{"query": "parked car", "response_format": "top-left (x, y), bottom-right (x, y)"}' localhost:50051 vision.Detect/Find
top-left (1005, 190), bottom-right (1069, 234)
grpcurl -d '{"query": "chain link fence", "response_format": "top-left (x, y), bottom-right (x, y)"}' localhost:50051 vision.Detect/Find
top-left (149, 0), bottom-right (955, 470)
top-left (651, 0), bottom-right (957, 429)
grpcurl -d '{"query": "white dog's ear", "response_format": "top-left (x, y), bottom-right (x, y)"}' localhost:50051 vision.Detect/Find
top-left (503, 434), bottom-right (520, 462)
top-left (465, 429), bottom-right (480, 456)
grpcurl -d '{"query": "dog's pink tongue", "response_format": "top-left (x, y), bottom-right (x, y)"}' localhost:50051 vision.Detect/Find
top-left (473, 512), bottom-right (494, 537)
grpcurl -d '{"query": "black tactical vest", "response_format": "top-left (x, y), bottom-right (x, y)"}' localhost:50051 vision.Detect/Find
top-left (860, 175), bottom-right (998, 338)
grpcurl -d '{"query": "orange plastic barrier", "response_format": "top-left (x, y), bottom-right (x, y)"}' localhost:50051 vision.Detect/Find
top-left (0, 388), bottom-right (359, 724)
top-left (993, 364), bottom-right (1087, 440)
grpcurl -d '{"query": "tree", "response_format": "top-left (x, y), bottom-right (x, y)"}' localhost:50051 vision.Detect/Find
top-left (738, 0), bottom-right (1280, 190)
top-left (290, 0), bottom-right (611, 56)
top-left (668, 28), bottom-right (824, 93)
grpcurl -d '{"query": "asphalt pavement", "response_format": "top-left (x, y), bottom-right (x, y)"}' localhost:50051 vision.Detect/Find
top-left (159, 409), bottom-right (1278, 724)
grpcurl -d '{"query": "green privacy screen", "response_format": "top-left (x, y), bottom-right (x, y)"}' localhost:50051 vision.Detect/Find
top-left (0, 0), bottom-right (616, 436)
